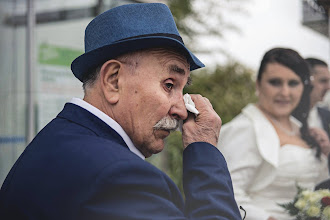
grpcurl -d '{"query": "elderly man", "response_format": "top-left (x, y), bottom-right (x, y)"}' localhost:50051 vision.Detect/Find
top-left (306, 58), bottom-right (330, 138)
top-left (0, 3), bottom-right (241, 220)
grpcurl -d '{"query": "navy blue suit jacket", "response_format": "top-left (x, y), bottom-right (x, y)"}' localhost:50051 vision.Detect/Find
top-left (314, 107), bottom-right (330, 190)
top-left (0, 103), bottom-right (241, 219)
top-left (318, 107), bottom-right (330, 139)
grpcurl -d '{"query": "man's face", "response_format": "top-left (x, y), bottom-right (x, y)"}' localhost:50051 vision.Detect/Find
top-left (310, 65), bottom-right (330, 106)
top-left (115, 49), bottom-right (190, 157)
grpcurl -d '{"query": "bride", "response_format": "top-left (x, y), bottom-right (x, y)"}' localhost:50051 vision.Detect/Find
top-left (218, 48), bottom-right (330, 220)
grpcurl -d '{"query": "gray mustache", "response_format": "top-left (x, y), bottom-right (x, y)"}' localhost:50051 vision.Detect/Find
top-left (153, 116), bottom-right (179, 131)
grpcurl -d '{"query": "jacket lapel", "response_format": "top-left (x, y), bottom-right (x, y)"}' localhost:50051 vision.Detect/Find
top-left (242, 104), bottom-right (280, 168)
top-left (57, 103), bottom-right (128, 148)
top-left (317, 107), bottom-right (330, 138)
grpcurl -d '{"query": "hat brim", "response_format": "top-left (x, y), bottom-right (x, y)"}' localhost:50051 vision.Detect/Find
top-left (71, 36), bottom-right (205, 82)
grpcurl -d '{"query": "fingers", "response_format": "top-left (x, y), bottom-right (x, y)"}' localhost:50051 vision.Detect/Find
top-left (310, 127), bottom-right (328, 142)
top-left (310, 127), bottom-right (330, 157)
top-left (182, 94), bottom-right (222, 148)
top-left (202, 96), bottom-right (212, 108)
top-left (189, 94), bottom-right (213, 112)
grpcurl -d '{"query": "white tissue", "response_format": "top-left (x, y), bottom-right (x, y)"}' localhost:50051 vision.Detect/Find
top-left (176, 94), bottom-right (199, 132)
top-left (177, 94), bottom-right (199, 132)
top-left (183, 93), bottom-right (199, 115)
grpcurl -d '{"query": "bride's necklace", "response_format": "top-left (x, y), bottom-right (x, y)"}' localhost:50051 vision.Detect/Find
top-left (257, 104), bottom-right (298, 136)
top-left (268, 116), bottom-right (297, 136)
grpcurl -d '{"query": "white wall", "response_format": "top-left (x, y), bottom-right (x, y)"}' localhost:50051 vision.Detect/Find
top-left (198, 0), bottom-right (329, 71)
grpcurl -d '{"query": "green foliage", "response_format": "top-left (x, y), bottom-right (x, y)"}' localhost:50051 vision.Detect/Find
top-left (278, 184), bottom-right (305, 216)
top-left (168, 0), bottom-right (247, 49)
top-left (147, 131), bottom-right (184, 193)
top-left (168, 0), bottom-right (192, 20)
top-left (168, 0), bottom-right (195, 40)
top-left (184, 62), bottom-right (257, 124)
top-left (148, 63), bottom-right (257, 193)
top-left (164, 131), bottom-right (184, 193)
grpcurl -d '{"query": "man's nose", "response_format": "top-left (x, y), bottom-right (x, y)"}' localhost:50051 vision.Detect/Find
top-left (169, 94), bottom-right (188, 120)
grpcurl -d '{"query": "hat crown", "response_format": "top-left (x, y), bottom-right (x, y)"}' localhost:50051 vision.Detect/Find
top-left (71, 3), bottom-right (204, 82)
top-left (85, 3), bottom-right (180, 53)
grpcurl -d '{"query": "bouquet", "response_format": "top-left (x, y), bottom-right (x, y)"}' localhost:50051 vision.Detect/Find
top-left (279, 185), bottom-right (330, 220)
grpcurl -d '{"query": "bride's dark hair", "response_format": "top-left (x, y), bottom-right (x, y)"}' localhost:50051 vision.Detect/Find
top-left (257, 47), bottom-right (321, 158)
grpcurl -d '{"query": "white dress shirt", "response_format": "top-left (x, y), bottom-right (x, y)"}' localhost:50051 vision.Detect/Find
top-left (70, 97), bottom-right (145, 160)
top-left (308, 105), bottom-right (323, 129)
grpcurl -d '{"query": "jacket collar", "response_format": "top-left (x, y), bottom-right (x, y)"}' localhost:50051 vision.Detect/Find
top-left (69, 98), bottom-right (145, 159)
top-left (57, 103), bottom-right (128, 148)
top-left (318, 107), bottom-right (330, 137)
top-left (242, 104), bottom-right (301, 168)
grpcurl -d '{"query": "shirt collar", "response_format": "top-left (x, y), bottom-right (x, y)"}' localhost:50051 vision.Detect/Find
top-left (70, 97), bottom-right (145, 160)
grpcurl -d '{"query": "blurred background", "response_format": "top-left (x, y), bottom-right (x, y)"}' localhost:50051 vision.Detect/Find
top-left (0, 0), bottom-right (329, 189)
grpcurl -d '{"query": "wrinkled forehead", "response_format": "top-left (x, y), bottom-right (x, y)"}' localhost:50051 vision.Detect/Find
top-left (148, 48), bottom-right (190, 70)
top-left (117, 47), bottom-right (191, 85)
top-left (148, 48), bottom-right (191, 86)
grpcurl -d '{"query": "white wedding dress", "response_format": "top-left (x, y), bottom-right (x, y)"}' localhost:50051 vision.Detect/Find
top-left (250, 144), bottom-right (327, 219)
top-left (218, 104), bottom-right (329, 220)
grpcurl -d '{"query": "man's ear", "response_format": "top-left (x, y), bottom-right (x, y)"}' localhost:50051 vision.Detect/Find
top-left (100, 60), bottom-right (122, 104)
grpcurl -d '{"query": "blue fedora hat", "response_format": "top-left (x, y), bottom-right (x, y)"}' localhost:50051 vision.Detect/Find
top-left (71, 3), bottom-right (205, 82)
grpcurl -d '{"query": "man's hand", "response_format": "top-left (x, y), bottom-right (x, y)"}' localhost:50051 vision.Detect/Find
top-left (182, 94), bottom-right (222, 148)
top-left (309, 127), bottom-right (330, 157)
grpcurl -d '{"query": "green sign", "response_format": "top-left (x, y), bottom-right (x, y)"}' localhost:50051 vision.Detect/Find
top-left (38, 43), bottom-right (83, 67)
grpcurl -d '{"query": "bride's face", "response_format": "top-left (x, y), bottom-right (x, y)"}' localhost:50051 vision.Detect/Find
top-left (256, 62), bottom-right (304, 119)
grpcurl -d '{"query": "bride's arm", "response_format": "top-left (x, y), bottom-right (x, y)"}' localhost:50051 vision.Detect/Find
top-left (218, 116), bottom-right (273, 220)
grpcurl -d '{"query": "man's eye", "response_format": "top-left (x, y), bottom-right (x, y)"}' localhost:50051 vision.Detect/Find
top-left (165, 83), bottom-right (173, 90)
top-left (320, 79), bottom-right (329, 84)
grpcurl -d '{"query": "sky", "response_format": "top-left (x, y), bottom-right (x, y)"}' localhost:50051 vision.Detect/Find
top-left (198, 0), bottom-right (329, 71)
